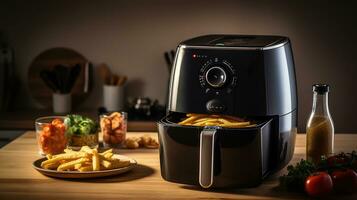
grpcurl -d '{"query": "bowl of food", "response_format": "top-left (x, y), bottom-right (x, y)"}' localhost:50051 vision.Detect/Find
top-left (35, 116), bottom-right (67, 156)
top-left (64, 114), bottom-right (98, 150)
top-left (100, 112), bottom-right (127, 148)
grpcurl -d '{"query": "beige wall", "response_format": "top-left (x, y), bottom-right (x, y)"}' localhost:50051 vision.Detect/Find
top-left (1, 0), bottom-right (356, 132)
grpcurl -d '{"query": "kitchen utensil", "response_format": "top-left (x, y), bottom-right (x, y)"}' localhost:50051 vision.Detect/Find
top-left (53, 93), bottom-right (71, 113)
top-left (33, 155), bottom-right (137, 178)
top-left (54, 65), bottom-right (67, 93)
top-left (110, 74), bottom-right (119, 85)
top-left (28, 47), bottom-right (91, 108)
top-left (164, 52), bottom-right (172, 72)
top-left (39, 70), bottom-right (57, 92)
top-left (169, 50), bottom-right (175, 66)
top-left (117, 75), bottom-right (127, 86)
top-left (83, 62), bottom-right (90, 93)
top-left (103, 85), bottom-right (125, 111)
top-left (97, 63), bottom-right (112, 84)
top-left (158, 34), bottom-right (298, 188)
top-left (67, 64), bottom-right (81, 93)
top-left (164, 50), bottom-right (176, 73)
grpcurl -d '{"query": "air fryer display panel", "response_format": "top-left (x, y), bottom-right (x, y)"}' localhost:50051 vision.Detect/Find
top-left (169, 48), bottom-right (266, 116)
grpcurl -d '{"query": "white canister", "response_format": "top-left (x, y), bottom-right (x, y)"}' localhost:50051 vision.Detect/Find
top-left (53, 93), bottom-right (71, 114)
top-left (103, 85), bottom-right (124, 111)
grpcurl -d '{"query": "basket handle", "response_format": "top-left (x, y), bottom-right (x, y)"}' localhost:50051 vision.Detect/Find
top-left (199, 127), bottom-right (218, 188)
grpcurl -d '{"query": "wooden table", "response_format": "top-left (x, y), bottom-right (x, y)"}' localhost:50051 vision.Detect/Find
top-left (0, 132), bottom-right (356, 200)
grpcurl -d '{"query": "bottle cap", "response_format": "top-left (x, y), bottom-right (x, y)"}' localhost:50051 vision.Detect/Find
top-left (313, 84), bottom-right (330, 94)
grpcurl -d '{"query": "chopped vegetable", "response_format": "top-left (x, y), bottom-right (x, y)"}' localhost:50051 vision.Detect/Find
top-left (38, 118), bottom-right (67, 155)
top-left (64, 114), bottom-right (98, 148)
top-left (65, 114), bottom-right (98, 135)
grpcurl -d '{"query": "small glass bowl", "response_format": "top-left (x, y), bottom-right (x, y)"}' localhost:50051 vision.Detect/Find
top-left (35, 116), bottom-right (67, 156)
top-left (100, 112), bottom-right (127, 148)
top-left (67, 132), bottom-right (99, 150)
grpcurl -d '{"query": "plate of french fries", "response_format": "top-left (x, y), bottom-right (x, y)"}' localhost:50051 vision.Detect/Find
top-left (33, 146), bottom-right (137, 178)
top-left (178, 113), bottom-right (256, 128)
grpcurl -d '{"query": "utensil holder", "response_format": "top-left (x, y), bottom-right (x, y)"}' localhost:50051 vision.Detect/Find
top-left (53, 93), bottom-right (71, 113)
top-left (103, 85), bottom-right (124, 111)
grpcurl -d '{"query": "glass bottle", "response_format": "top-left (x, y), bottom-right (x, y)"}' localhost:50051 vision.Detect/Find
top-left (306, 84), bottom-right (334, 164)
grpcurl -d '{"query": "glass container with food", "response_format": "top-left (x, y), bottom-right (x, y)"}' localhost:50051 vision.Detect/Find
top-left (35, 116), bottom-right (67, 156)
top-left (100, 112), bottom-right (127, 148)
top-left (306, 84), bottom-right (334, 164)
top-left (64, 114), bottom-right (99, 150)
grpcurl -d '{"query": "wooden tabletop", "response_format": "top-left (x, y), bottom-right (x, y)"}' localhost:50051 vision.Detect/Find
top-left (0, 132), bottom-right (356, 200)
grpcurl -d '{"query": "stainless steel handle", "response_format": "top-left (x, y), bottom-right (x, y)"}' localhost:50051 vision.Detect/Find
top-left (199, 127), bottom-right (217, 188)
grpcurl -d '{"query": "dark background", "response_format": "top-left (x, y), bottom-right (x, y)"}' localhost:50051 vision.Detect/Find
top-left (0, 0), bottom-right (356, 132)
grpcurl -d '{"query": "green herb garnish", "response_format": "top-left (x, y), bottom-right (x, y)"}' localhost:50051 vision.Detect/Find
top-left (279, 159), bottom-right (316, 191)
top-left (64, 114), bottom-right (98, 136)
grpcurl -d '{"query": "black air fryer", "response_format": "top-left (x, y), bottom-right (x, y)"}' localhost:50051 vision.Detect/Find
top-left (158, 35), bottom-right (297, 188)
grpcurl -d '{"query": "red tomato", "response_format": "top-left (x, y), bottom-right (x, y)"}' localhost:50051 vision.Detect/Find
top-left (305, 172), bottom-right (333, 197)
top-left (331, 169), bottom-right (357, 194)
top-left (327, 154), bottom-right (349, 167)
top-left (51, 118), bottom-right (63, 126)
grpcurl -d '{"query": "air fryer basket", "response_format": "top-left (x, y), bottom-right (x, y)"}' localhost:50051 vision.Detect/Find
top-left (158, 112), bottom-right (273, 188)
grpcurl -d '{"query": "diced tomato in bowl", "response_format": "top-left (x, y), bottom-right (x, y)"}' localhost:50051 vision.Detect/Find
top-left (35, 116), bottom-right (67, 155)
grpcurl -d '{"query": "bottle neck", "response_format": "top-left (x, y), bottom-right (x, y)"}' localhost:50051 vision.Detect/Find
top-left (312, 92), bottom-right (330, 116)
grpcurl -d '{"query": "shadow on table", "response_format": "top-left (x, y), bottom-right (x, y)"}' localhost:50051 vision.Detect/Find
top-left (180, 184), bottom-right (305, 199)
top-left (179, 184), bottom-right (357, 200)
top-left (61, 164), bottom-right (155, 183)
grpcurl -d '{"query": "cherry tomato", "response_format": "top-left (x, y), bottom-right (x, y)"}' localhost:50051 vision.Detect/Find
top-left (305, 172), bottom-right (333, 197)
top-left (327, 154), bottom-right (349, 167)
top-left (331, 169), bottom-right (357, 194)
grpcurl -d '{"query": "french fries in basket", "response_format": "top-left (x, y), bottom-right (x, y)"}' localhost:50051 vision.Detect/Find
top-left (178, 113), bottom-right (256, 128)
top-left (41, 146), bottom-right (131, 172)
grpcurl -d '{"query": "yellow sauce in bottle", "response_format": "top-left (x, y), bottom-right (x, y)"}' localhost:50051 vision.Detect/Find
top-left (306, 115), bottom-right (334, 164)
top-left (306, 84), bottom-right (334, 164)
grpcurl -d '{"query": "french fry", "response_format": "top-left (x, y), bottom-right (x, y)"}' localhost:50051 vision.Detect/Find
top-left (92, 149), bottom-right (100, 171)
top-left (64, 149), bottom-right (76, 153)
top-left (79, 146), bottom-right (92, 153)
top-left (178, 113), bottom-right (255, 128)
top-left (195, 118), bottom-right (217, 123)
top-left (41, 152), bottom-right (88, 167)
top-left (99, 149), bottom-right (113, 156)
top-left (74, 163), bottom-right (82, 170)
top-left (111, 159), bottom-right (130, 168)
top-left (57, 157), bottom-right (90, 171)
top-left (178, 116), bottom-right (194, 125)
top-left (41, 146), bottom-right (132, 172)
top-left (78, 165), bottom-right (93, 172)
top-left (100, 159), bottom-right (112, 169)
top-left (43, 162), bottom-right (60, 170)
top-left (103, 152), bottom-right (113, 159)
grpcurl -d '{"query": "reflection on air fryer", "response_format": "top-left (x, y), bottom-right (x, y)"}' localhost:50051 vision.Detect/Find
top-left (178, 113), bottom-right (256, 128)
